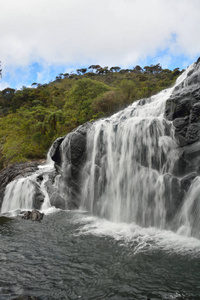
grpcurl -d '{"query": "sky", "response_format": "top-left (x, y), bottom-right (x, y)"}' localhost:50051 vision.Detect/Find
top-left (0, 0), bottom-right (200, 90)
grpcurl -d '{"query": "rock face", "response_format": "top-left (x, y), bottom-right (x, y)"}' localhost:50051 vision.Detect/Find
top-left (0, 161), bottom-right (42, 210)
top-left (50, 122), bottom-right (93, 208)
top-left (165, 59), bottom-right (200, 178)
top-left (163, 58), bottom-right (200, 219)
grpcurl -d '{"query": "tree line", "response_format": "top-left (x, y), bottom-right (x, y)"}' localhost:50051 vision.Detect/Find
top-left (0, 62), bottom-right (183, 168)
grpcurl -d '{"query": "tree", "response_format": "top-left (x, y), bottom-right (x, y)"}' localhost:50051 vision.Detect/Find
top-left (133, 65), bottom-right (143, 73)
top-left (110, 66), bottom-right (121, 72)
top-left (88, 65), bottom-right (102, 73)
top-left (76, 68), bottom-right (87, 75)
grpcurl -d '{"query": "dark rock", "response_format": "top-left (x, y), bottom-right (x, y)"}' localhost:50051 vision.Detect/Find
top-left (49, 136), bottom-right (65, 167)
top-left (180, 172), bottom-right (197, 192)
top-left (50, 122), bottom-right (93, 208)
top-left (173, 141), bottom-right (200, 176)
top-left (22, 210), bottom-right (44, 221)
top-left (22, 211), bottom-right (32, 220)
top-left (165, 59), bottom-right (200, 178)
top-left (191, 102), bottom-right (200, 123)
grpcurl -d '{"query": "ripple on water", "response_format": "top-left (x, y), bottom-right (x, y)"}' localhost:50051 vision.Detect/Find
top-left (0, 210), bottom-right (200, 300)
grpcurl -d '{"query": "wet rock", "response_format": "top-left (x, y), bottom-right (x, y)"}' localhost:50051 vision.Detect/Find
top-left (165, 57), bottom-right (200, 177)
top-left (50, 192), bottom-right (66, 209)
top-left (49, 136), bottom-right (65, 167)
top-left (172, 141), bottom-right (200, 177)
top-left (163, 172), bottom-right (197, 223)
top-left (22, 211), bottom-right (32, 220)
top-left (22, 210), bottom-right (44, 221)
top-left (50, 122), bottom-right (93, 208)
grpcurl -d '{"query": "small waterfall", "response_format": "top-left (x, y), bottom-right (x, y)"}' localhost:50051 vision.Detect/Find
top-left (0, 155), bottom-right (55, 215)
top-left (1, 177), bottom-right (37, 214)
top-left (81, 65), bottom-right (195, 228)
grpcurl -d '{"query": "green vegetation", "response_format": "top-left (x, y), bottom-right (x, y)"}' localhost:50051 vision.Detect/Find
top-left (0, 63), bottom-right (183, 168)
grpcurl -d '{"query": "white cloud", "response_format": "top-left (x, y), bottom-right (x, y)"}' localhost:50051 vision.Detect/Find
top-left (0, 0), bottom-right (200, 84)
top-left (0, 81), bottom-right (11, 91)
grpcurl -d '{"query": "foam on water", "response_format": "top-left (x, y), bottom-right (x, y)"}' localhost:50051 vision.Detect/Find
top-left (73, 213), bottom-right (200, 257)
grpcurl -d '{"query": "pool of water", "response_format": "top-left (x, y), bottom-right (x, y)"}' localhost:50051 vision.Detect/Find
top-left (0, 210), bottom-right (200, 300)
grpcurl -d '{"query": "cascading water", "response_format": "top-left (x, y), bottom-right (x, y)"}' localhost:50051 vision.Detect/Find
top-left (0, 152), bottom-right (55, 215)
top-left (1, 62), bottom-right (200, 239)
top-left (1, 62), bottom-right (200, 300)
top-left (80, 64), bottom-right (197, 231)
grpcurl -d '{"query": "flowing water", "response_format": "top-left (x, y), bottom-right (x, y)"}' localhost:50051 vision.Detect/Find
top-left (1, 64), bottom-right (200, 299)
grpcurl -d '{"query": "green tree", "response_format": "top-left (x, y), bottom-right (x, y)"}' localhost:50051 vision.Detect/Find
top-left (64, 78), bottom-right (110, 127)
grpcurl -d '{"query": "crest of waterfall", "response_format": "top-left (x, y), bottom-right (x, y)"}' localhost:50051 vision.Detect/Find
top-left (81, 65), bottom-right (195, 228)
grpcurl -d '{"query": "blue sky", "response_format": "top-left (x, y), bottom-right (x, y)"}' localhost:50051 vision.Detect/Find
top-left (0, 0), bottom-right (200, 90)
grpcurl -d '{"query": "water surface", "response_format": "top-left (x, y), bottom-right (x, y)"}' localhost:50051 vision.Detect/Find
top-left (0, 210), bottom-right (200, 300)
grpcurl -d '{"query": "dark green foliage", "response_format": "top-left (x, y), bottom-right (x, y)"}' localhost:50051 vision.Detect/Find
top-left (0, 63), bottom-right (182, 168)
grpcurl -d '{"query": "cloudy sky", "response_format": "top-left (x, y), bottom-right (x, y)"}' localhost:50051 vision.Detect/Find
top-left (0, 0), bottom-right (200, 90)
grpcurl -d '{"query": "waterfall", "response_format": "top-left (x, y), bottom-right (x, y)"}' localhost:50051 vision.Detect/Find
top-left (1, 177), bottom-right (37, 214)
top-left (80, 64), bottom-right (195, 229)
top-left (0, 158), bottom-right (55, 215)
top-left (1, 62), bottom-right (200, 239)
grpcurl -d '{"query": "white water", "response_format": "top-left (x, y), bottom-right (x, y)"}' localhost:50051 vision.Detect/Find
top-left (0, 159), bottom-right (55, 215)
top-left (177, 176), bottom-right (200, 238)
top-left (1, 63), bottom-right (200, 242)
top-left (1, 176), bottom-right (37, 214)
top-left (73, 213), bottom-right (200, 257)
top-left (81, 64), bottom-right (196, 229)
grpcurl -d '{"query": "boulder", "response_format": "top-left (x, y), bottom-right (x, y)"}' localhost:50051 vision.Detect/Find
top-left (22, 210), bottom-right (44, 221)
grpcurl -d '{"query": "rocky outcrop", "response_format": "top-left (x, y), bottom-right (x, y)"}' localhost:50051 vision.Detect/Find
top-left (50, 122), bottom-right (93, 208)
top-left (163, 58), bottom-right (200, 218)
top-left (0, 161), bottom-right (43, 210)
top-left (165, 58), bottom-right (200, 178)
top-left (22, 210), bottom-right (44, 221)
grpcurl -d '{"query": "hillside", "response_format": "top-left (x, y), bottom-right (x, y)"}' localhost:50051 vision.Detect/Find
top-left (0, 64), bottom-right (183, 168)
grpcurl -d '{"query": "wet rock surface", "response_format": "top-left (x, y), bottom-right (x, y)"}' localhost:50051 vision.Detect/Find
top-left (22, 210), bottom-right (44, 221)
top-left (165, 58), bottom-right (200, 178)
top-left (163, 58), bottom-right (200, 214)
top-left (50, 122), bottom-right (93, 208)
